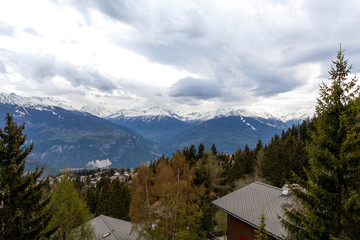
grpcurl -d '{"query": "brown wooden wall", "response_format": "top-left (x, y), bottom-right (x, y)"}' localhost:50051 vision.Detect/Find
top-left (227, 214), bottom-right (275, 240)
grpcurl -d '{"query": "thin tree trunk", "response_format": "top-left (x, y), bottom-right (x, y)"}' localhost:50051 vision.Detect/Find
top-left (145, 180), bottom-right (151, 219)
top-left (172, 167), bottom-right (180, 238)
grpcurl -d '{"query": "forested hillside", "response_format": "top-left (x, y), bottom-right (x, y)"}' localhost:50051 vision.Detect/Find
top-left (1, 48), bottom-right (359, 240)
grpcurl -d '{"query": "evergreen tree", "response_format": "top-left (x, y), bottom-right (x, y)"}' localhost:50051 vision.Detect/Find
top-left (254, 139), bottom-right (264, 179)
top-left (112, 179), bottom-right (131, 220)
top-left (262, 134), bottom-right (286, 187)
top-left (197, 143), bottom-right (205, 160)
top-left (95, 177), bottom-right (113, 216)
top-left (0, 114), bottom-right (53, 240)
top-left (85, 186), bottom-right (99, 214)
top-left (254, 213), bottom-right (268, 240)
top-left (242, 144), bottom-right (254, 175)
top-left (182, 144), bottom-right (197, 166)
top-left (282, 47), bottom-right (360, 239)
top-left (193, 152), bottom-right (226, 235)
top-left (211, 143), bottom-right (218, 156)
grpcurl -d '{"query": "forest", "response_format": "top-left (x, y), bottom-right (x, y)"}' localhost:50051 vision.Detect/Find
top-left (0, 48), bottom-right (359, 240)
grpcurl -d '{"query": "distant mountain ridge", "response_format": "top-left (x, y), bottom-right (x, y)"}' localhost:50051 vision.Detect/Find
top-left (0, 92), bottom-right (75, 111)
top-left (103, 106), bottom-right (307, 155)
top-left (0, 92), bottom-right (309, 167)
top-left (0, 92), bottom-right (308, 123)
top-left (0, 93), bottom-right (160, 169)
top-left (103, 107), bottom-right (308, 123)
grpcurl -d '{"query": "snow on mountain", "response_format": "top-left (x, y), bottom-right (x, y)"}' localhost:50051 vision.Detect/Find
top-left (107, 107), bottom-right (182, 121)
top-left (1, 91), bottom-right (308, 123)
top-left (97, 105), bottom-right (309, 123)
top-left (271, 112), bottom-right (310, 122)
top-left (181, 108), bottom-right (309, 123)
top-left (0, 92), bottom-right (74, 111)
top-left (1, 92), bottom-right (309, 123)
top-left (180, 108), bottom-right (275, 122)
top-left (80, 106), bottom-right (111, 118)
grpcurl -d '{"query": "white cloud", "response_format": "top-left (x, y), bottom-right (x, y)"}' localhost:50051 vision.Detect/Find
top-left (0, 0), bottom-right (359, 115)
top-left (87, 159), bottom-right (112, 168)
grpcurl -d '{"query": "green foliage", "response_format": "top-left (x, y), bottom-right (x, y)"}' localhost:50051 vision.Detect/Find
top-left (213, 210), bottom-right (227, 232)
top-left (197, 143), bottom-right (205, 160)
top-left (45, 170), bottom-right (93, 240)
top-left (211, 143), bottom-right (218, 156)
top-left (254, 213), bottom-right (268, 240)
top-left (87, 177), bottom-right (131, 220)
top-left (227, 144), bottom-right (256, 182)
top-left (182, 144), bottom-right (197, 166)
top-left (262, 119), bottom-right (311, 187)
top-left (130, 151), bottom-right (207, 239)
top-left (282, 47), bottom-right (360, 239)
top-left (0, 113), bottom-right (53, 240)
top-left (193, 151), bottom-right (228, 234)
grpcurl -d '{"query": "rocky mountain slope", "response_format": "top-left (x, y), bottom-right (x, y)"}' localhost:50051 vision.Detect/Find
top-left (0, 93), bottom-right (160, 169)
top-left (0, 92), bottom-right (308, 168)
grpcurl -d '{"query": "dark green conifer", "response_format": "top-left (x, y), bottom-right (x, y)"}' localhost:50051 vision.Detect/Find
top-left (197, 143), bottom-right (205, 160)
top-left (281, 47), bottom-right (360, 239)
top-left (254, 213), bottom-right (268, 240)
top-left (112, 179), bottom-right (131, 220)
top-left (211, 143), bottom-right (218, 156)
top-left (0, 114), bottom-right (53, 240)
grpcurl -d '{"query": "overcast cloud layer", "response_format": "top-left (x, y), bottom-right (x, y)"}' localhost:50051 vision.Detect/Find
top-left (1, 0), bottom-right (360, 115)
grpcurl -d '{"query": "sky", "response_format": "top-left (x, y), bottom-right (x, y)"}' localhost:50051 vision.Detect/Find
top-left (1, 0), bottom-right (360, 116)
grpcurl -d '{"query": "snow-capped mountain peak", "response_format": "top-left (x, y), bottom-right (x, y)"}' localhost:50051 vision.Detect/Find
top-left (179, 108), bottom-right (277, 122)
top-left (102, 106), bottom-right (309, 123)
top-left (80, 106), bottom-right (111, 118)
top-left (0, 92), bottom-right (74, 111)
top-left (107, 107), bottom-right (181, 120)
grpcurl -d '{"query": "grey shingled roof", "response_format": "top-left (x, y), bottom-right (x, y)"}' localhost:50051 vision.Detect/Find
top-left (88, 215), bottom-right (137, 240)
top-left (212, 181), bottom-right (290, 239)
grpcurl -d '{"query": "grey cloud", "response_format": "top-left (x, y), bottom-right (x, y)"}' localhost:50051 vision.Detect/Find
top-left (60, 0), bottom-right (360, 102)
top-left (252, 74), bottom-right (298, 97)
top-left (59, 0), bottom-right (137, 25)
top-left (0, 21), bottom-right (14, 36)
top-left (71, 0), bottom-right (208, 42)
top-left (169, 77), bottom-right (223, 99)
top-left (286, 44), bottom-right (360, 74)
top-left (90, 0), bottom-right (135, 23)
top-left (23, 28), bottom-right (40, 37)
top-left (1, 50), bottom-right (117, 92)
top-left (61, 65), bottom-right (117, 92)
top-left (0, 61), bottom-right (6, 73)
top-left (287, 46), bottom-right (336, 66)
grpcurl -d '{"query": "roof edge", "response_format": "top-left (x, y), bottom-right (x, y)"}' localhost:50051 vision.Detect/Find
top-left (211, 203), bottom-right (284, 240)
top-left (253, 181), bottom-right (283, 191)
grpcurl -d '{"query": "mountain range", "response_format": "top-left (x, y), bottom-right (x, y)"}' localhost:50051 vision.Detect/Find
top-left (0, 93), bottom-right (159, 169)
top-left (0, 92), bottom-right (308, 169)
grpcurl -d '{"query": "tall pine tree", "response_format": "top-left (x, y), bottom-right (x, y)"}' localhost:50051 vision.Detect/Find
top-left (0, 114), bottom-right (53, 240)
top-left (281, 47), bottom-right (360, 239)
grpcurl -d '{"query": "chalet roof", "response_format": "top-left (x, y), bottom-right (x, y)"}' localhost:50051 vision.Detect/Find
top-left (88, 215), bottom-right (137, 240)
top-left (212, 181), bottom-right (291, 240)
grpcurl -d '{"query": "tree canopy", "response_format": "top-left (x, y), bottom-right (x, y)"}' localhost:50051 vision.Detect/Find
top-left (45, 170), bottom-right (93, 240)
top-left (0, 114), bottom-right (53, 240)
top-left (282, 47), bottom-right (360, 239)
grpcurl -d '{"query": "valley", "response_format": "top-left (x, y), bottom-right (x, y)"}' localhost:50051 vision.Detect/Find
top-left (0, 92), bottom-right (306, 170)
